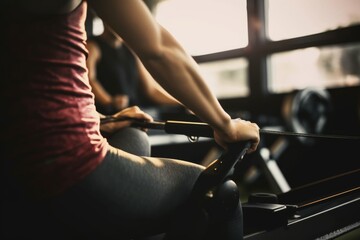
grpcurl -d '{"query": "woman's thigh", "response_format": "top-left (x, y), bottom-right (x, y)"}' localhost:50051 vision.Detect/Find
top-left (106, 127), bottom-right (151, 156)
top-left (49, 129), bottom-right (204, 239)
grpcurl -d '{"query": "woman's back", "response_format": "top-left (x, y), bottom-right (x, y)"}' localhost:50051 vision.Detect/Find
top-left (0, 0), bottom-right (107, 198)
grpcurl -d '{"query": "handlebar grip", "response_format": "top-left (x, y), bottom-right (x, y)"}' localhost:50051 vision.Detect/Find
top-left (164, 120), bottom-right (214, 138)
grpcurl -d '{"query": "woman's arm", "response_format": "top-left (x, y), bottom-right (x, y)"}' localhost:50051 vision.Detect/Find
top-left (88, 0), bottom-right (229, 128)
top-left (88, 0), bottom-right (259, 151)
top-left (136, 58), bottom-right (180, 106)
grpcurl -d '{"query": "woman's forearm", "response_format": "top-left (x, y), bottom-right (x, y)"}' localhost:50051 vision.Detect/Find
top-left (141, 37), bottom-right (232, 131)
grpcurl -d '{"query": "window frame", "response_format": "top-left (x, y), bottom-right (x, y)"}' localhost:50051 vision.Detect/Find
top-left (192, 0), bottom-right (360, 109)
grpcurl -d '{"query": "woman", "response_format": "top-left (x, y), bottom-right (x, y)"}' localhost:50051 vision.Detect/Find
top-left (0, 0), bottom-right (260, 239)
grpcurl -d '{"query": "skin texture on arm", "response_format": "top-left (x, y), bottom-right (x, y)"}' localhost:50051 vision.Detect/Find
top-left (136, 57), bottom-right (180, 106)
top-left (88, 0), bottom-right (259, 151)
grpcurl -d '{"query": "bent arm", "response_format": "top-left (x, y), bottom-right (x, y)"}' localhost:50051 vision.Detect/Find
top-left (88, 0), bottom-right (259, 150)
top-left (88, 0), bottom-right (231, 129)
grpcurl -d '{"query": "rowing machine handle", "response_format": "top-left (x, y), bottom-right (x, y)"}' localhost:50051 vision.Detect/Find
top-left (164, 120), bottom-right (214, 138)
top-left (128, 119), bottom-right (215, 137)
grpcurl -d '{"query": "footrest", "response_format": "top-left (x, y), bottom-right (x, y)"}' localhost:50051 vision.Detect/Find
top-left (243, 202), bottom-right (297, 234)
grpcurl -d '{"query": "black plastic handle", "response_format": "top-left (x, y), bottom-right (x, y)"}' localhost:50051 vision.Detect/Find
top-left (164, 120), bottom-right (213, 138)
top-left (102, 118), bottom-right (214, 138)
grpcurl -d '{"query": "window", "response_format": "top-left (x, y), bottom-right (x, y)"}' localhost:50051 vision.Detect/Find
top-left (155, 0), bottom-right (248, 56)
top-left (155, 0), bottom-right (250, 98)
top-left (268, 43), bottom-right (360, 93)
top-left (92, 16), bottom-right (104, 36)
top-left (198, 58), bottom-right (249, 98)
top-left (88, 0), bottom-right (360, 97)
top-left (265, 0), bottom-right (360, 93)
top-left (267, 0), bottom-right (360, 41)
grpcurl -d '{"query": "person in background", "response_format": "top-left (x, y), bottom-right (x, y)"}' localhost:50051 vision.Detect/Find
top-left (1, 0), bottom-right (260, 239)
top-left (87, 24), bottom-right (180, 115)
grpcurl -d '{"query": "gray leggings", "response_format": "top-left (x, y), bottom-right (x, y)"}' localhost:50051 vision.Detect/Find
top-left (47, 127), bottom-right (206, 239)
top-left (3, 128), bottom-right (243, 239)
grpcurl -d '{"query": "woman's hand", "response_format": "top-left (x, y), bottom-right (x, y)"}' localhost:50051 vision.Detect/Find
top-left (213, 118), bottom-right (260, 153)
top-left (100, 106), bottom-right (153, 135)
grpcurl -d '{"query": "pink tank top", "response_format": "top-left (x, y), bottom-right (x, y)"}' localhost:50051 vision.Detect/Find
top-left (1, 1), bottom-right (108, 198)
